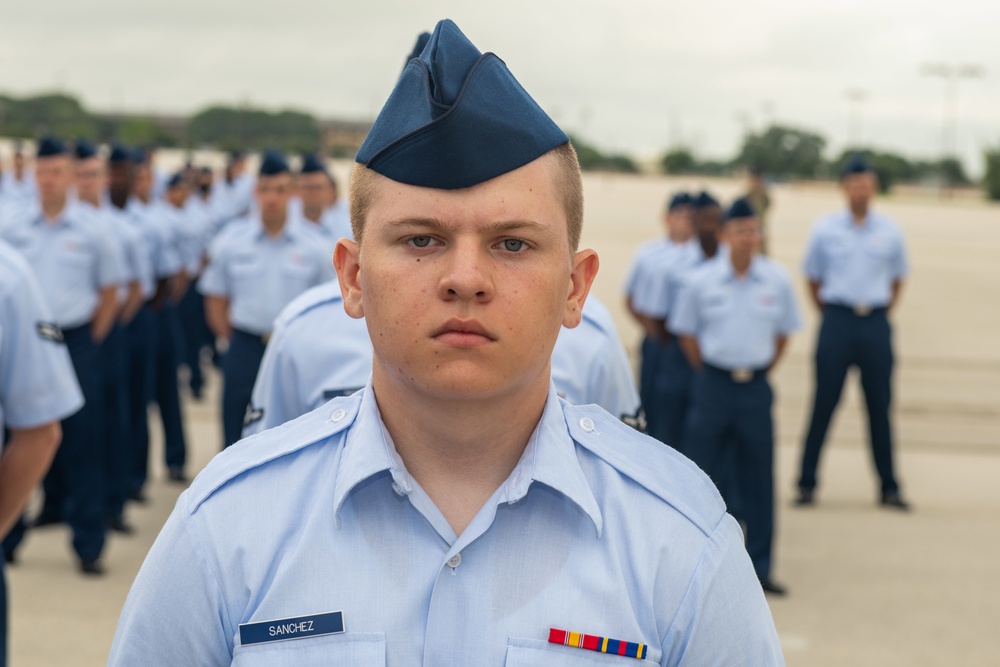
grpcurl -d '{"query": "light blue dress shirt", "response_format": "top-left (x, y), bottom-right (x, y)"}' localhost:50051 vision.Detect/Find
top-left (110, 383), bottom-right (784, 666)
top-left (671, 256), bottom-right (801, 370)
top-left (802, 209), bottom-right (908, 308)
top-left (634, 242), bottom-right (718, 320)
top-left (243, 281), bottom-right (372, 437)
top-left (321, 199), bottom-right (353, 241)
top-left (76, 199), bottom-right (151, 301)
top-left (622, 238), bottom-right (693, 308)
top-left (127, 198), bottom-right (184, 280)
top-left (0, 201), bottom-right (122, 328)
top-left (243, 291), bottom-right (642, 437)
top-left (0, 239), bottom-right (84, 430)
top-left (552, 296), bottom-right (641, 424)
top-left (198, 216), bottom-right (336, 335)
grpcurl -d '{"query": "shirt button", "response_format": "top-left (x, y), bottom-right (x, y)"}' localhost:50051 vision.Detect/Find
top-left (330, 408), bottom-right (347, 422)
top-left (579, 417), bottom-right (596, 432)
top-left (391, 481), bottom-right (407, 496)
top-left (447, 553), bottom-right (462, 568)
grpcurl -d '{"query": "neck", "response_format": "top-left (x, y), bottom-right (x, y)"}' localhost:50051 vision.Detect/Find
top-left (372, 363), bottom-right (550, 536)
top-left (730, 252), bottom-right (753, 276)
top-left (850, 203), bottom-right (868, 223)
top-left (303, 205), bottom-right (323, 223)
top-left (700, 240), bottom-right (718, 258)
top-left (262, 211), bottom-right (287, 236)
top-left (668, 231), bottom-right (691, 244)
top-left (41, 195), bottom-right (67, 220)
top-left (79, 193), bottom-right (100, 208)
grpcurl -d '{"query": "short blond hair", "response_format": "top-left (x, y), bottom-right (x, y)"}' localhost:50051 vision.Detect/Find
top-left (349, 142), bottom-right (584, 251)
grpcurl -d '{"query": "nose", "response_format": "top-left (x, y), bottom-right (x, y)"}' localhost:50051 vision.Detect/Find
top-left (437, 240), bottom-right (493, 303)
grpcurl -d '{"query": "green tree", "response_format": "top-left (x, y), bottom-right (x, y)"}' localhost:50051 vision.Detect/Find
top-left (117, 118), bottom-right (179, 147)
top-left (736, 125), bottom-right (826, 179)
top-left (0, 93), bottom-right (97, 139)
top-left (984, 148), bottom-right (1000, 201)
top-left (568, 135), bottom-right (638, 173)
top-left (661, 149), bottom-right (696, 174)
top-left (188, 106), bottom-right (320, 153)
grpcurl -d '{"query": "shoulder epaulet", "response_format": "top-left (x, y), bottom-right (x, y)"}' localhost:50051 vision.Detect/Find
top-left (563, 402), bottom-right (726, 536)
top-left (274, 281), bottom-right (344, 330)
top-left (184, 392), bottom-right (363, 512)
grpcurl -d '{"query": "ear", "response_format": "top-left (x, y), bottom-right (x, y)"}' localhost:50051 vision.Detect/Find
top-left (562, 249), bottom-right (600, 329)
top-left (333, 238), bottom-right (364, 319)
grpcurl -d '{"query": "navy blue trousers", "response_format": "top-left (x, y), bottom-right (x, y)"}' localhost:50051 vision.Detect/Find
top-left (221, 330), bottom-right (267, 448)
top-left (798, 306), bottom-right (898, 494)
top-left (149, 305), bottom-right (187, 473)
top-left (30, 325), bottom-right (107, 561)
top-left (178, 286), bottom-right (212, 396)
top-left (648, 341), bottom-right (695, 453)
top-left (685, 365), bottom-right (775, 579)
top-left (101, 325), bottom-right (130, 519)
top-left (126, 307), bottom-right (154, 497)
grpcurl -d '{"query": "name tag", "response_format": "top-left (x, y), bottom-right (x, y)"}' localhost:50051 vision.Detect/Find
top-left (239, 611), bottom-right (344, 646)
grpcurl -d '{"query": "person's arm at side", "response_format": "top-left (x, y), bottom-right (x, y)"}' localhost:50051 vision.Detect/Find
top-left (888, 280), bottom-right (904, 313)
top-left (90, 285), bottom-right (119, 343)
top-left (0, 422), bottom-right (60, 538)
top-left (678, 335), bottom-right (702, 372)
top-left (887, 225), bottom-right (908, 314)
top-left (242, 324), bottom-right (295, 437)
top-left (109, 501), bottom-right (234, 666)
top-left (802, 224), bottom-right (825, 312)
top-left (670, 280), bottom-right (702, 371)
top-left (204, 295), bottom-right (232, 341)
top-left (660, 514), bottom-right (785, 666)
top-left (770, 270), bottom-right (802, 373)
top-left (119, 279), bottom-right (144, 325)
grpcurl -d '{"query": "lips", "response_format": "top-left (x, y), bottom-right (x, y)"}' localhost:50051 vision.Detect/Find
top-left (432, 318), bottom-right (497, 346)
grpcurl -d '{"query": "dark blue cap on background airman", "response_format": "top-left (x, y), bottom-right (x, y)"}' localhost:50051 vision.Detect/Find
top-left (300, 153), bottom-right (327, 174)
top-left (724, 197), bottom-right (757, 223)
top-left (166, 172), bottom-right (185, 188)
top-left (356, 18), bottom-right (569, 190)
top-left (74, 139), bottom-right (98, 160)
top-left (259, 149), bottom-right (290, 176)
top-left (694, 191), bottom-right (720, 208)
top-left (667, 192), bottom-right (693, 211)
top-left (841, 153), bottom-right (873, 178)
top-left (36, 136), bottom-right (67, 158)
top-left (108, 145), bottom-right (131, 163)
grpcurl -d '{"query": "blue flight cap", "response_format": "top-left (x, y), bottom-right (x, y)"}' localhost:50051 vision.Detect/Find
top-left (259, 149), bottom-right (290, 176)
top-left (724, 197), bottom-right (757, 224)
top-left (74, 139), bottom-right (98, 160)
top-left (108, 144), bottom-right (131, 163)
top-left (130, 148), bottom-right (149, 165)
top-left (300, 153), bottom-right (328, 175)
top-left (694, 191), bottom-right (720, 209)
top-left (841, 153), bottom-right (873, 178)
top-left (667, 192), bottom-right (692, 212)
top-left (406, 31), bottom-right (432, 67)
top-left (166, 172), bottom-right (185, 188)
top-left (356, 19), bottom-right (569, 189)
top-left (36, 136), bottom-right (67, 158)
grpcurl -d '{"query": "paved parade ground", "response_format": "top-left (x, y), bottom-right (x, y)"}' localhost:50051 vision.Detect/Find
top-left (8, 170), bottom-right (1000, 666)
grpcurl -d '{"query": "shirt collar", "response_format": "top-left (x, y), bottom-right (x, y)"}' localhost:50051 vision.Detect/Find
top-left (332, 381), bottom-right (603, 536)
top-left (253, 212), bottom-right (301, 243)
top-left (722, 254), bottom-right (764, 283)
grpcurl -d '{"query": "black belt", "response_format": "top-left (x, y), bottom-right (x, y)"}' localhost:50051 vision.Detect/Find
top-left (826, 303), bottom-right (887, 317)
top-left (232, 327), bottom-right (271, 345)
top-left (702, 363), bottom-right (767, 384)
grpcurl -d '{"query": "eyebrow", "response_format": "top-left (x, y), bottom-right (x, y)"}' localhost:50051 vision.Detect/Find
top-left (389, 217), bottom-right (551, 236)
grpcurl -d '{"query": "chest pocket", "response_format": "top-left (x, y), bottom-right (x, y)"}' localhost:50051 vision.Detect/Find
top-left (701, 290), bottom-right (731, 324)
top-left (232, 631), bottom-right (385, 666)
top-left (280, 260), bottom-right (315, 293)
top-left (751, 288), bottom-right (781, 319)
top-left (505, 637), bottom-right (658, 666)
top-left (864, 234), bottom-right (894, 260)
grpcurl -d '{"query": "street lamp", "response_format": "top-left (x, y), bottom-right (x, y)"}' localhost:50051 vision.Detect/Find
top-left (844, 88), bottom-right (868, 149)
top-left (920, 63), bottom-right (985, 161)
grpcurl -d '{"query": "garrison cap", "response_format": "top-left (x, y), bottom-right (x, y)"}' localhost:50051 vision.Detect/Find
top-left (36, 136), bottom-right (68, 158)
top-left (259, 149), bottom-right (290, 176)
top-left (166, 172), bottom-right (185, 188)
top-left (108, 145), bottom-right (131, 163)
top-left (723, 197), bottom-right (756, 223)
top-left (300, 153), bottom-right (327, 174)
top-left (356, 18), bottom-right (569, 189)
top-left (693, 191), bottom-right (720, 209)
top-left (841, 153), bottom-right (873, 178)
top-left (406, 32), bottom-right (432, 67)
top-left (73, 139), bottom-right (98, 160)
top-left (667, 192), bottom-right (693, 211)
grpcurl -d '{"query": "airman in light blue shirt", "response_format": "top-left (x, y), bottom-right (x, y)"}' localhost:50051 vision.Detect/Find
top-left (112, 21), bottom-right (783, 665)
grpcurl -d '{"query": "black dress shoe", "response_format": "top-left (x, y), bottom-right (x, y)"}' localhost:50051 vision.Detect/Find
top-left (793, 488), bottom-right (815, 507)
top-left (168, 468), bottom-right (187, 484)
top-left (31, 513), bottom-right (63, 528)
top-left (128, 490), bottom-right (149, 504)
top-left (880, 492), bottom-right (911, 511)
top-left (79, 559), bottom-right (105, 576)
top-left (108, 516), bottom-right (135, 535)
top-left (759, 577), bottom-right (787, 596)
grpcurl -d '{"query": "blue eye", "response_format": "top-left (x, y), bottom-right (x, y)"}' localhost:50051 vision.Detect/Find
top-left (411, 236), bottom-right (432, 248)
top-left (503, 239), bottom-right (525, 252)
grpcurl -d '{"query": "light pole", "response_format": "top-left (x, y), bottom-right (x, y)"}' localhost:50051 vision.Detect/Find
top-left (844, 87), bottom-right (868, 149)
top-left (920, 63), bottom-right (985, 161)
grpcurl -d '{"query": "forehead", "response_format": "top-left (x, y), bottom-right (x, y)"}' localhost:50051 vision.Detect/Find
top-left (366, 155), bottom-right (564, 231)
top-left (257, 173), bottom-right (293, 188)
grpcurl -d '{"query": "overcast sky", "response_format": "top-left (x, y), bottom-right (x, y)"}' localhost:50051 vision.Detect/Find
top-left (2, 0), bottom-right (997, 173)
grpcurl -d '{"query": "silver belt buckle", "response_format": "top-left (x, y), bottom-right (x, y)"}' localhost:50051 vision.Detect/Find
top-left (731, 368), bottom-right (753, 383)
top-left (853, 305), bottom-right (871, 316)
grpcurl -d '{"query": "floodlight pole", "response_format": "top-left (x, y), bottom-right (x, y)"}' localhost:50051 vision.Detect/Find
top-left (921, 63), bottom-right (985, 161)
top-left (844, 88), bottom-right (867, 149)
